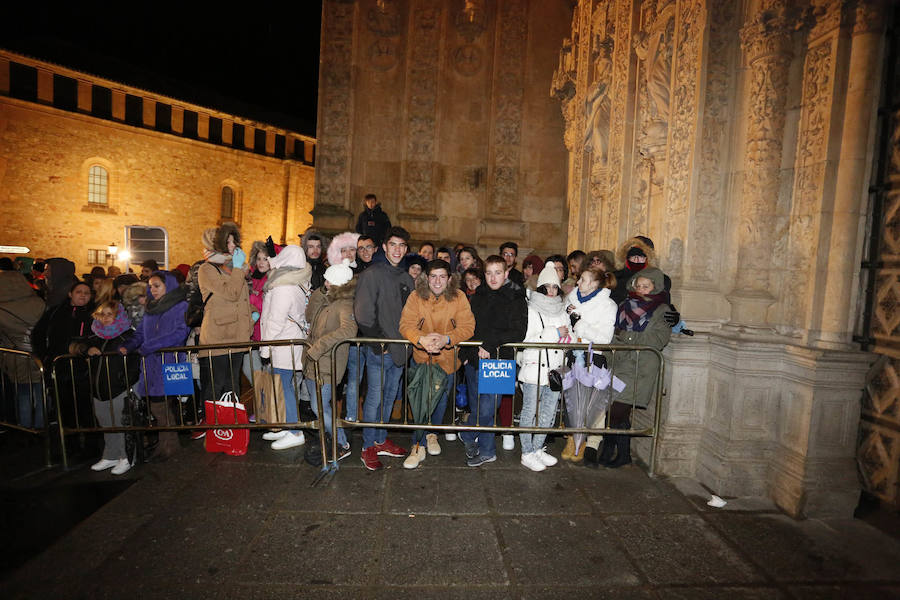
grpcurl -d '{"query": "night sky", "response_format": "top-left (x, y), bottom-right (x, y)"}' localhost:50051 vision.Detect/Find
top-left (1, 3), bottom-right (323, 136)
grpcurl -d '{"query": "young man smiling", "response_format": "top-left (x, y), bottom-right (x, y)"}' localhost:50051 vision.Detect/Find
top-left (354, 226), bottom-right (415, 470)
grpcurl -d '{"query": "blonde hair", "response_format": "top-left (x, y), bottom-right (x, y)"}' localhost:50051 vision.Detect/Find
top-left (94, 278), bottom-right (116, 305)
top-left (582, 267), bottom-right (617, 290)
top-left (92, 300), bottom-right (120, 320)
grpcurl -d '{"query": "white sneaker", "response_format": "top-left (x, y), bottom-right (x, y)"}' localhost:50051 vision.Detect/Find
top-left (444, 432), bottom-right (457, 441)
top-left (521, 452), bottom-right (546, 472)
top-left (111, 458), bottom-right (132, 475)
top-left (502, 434), bottom-right (515, 451)
top-left (271, 432), bottom-right (305, 450)
top-left (403, 444), bottom-right (426, 469)
top-left (262, 430), bottom-right (289, 441)
top-left (425, 433), bottom-right (441, 456)
top-left (538, 448), bottom-right (558, 467)
top-left (91, 458), bottom-right (118, 472)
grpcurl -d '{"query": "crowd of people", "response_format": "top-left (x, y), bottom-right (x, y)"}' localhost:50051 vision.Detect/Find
top-left (0, 193), bottom-right (680, 475)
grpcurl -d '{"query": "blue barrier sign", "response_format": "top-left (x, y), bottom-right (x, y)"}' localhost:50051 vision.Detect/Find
top-left (163, 362), bottom-right (194, 396)
top-left (478, 359), bottom-right (516, 394)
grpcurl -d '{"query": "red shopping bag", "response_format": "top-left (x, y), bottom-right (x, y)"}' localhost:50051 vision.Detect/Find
top-left (204, 392), bottom-right (250, 456)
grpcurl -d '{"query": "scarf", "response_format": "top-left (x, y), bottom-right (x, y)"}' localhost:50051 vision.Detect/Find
top-left (91, 304), bottom-right (132, 339)
top-left (145, 286), bottom-right (187, 315)
top-left (529, 289), bottom-right (566, 318)
top-left (576, 287), bottom-right (602, 304)
top-left (615, 292), bottom-right (667, 332)
top-left (264, 265), bottom-right (310, 292)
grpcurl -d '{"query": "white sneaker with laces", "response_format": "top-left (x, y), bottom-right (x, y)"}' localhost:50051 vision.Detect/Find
top-left (111, 458), bottom-right (132, 475)
top-left (425, 433), bottom-right (441, 456)
top-left (444, 432), bottom-right (457, 441)
top-left (263, 430), bottom-right (289, 441)
top-left (403, 444), bottom-right (426, 469)
top-left (521, 451), bottom-right (546, 472)
top-left (271, 432), bottom-right (305, 450)
top-left (502, 434), bottom-right (515, 451)
top-left (538, 448), bottom-right (558, 467)
top-left (91, 458), bottom-right (118, 472)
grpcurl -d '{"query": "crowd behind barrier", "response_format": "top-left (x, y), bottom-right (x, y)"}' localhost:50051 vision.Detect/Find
top-left (1, 202), bottom-right (686, 479)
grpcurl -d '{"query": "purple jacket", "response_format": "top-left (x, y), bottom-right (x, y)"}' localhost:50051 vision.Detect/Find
top-left (123, 272), bottom-right (190, 397)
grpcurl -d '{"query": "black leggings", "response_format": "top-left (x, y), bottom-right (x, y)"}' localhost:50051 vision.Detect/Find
top-left (199, 353), bottom-right (245, 402)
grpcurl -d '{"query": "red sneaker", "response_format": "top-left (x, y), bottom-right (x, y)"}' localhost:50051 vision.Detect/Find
top-left (374, 438), bottom-right (406, 457)
top-left (360, 446), bottom-right (384, 471)
top-left (190, 430), bottom-right (206, 440)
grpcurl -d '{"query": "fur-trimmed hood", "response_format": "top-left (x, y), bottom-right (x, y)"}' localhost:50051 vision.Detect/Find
top-left (327, 231), bottom-right (360, 266)
top-left (324, 276), bottom-right (357, 302)
top-left (414, 271), bottom-right (460, 302)
top-left (300, 228), bottom-right (331, 257)
top-left (214, 222), bottom-right (241, 254)
top-left (616, 236), bottom-right (656, 268)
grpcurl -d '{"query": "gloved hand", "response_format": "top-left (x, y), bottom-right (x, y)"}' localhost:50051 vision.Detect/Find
top-left (590, 353), bottom-right (608, 370)
top-left (664, 308), bottom-right (680, 327)
top-left (265, 236), bottom-right (277, 258)
top-left (565, 350), bottom-right (576, 368)
top-left (251, 311), bottom-right (260, 324)
top-left (569, 312), bottom-right (581, 328)
top-left (232, 247), bottom-right (246, 269)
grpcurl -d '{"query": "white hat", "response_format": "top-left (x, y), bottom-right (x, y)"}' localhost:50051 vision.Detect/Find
top-left (325, 258), bottom-right (353, 286)
top-left (537, 262), bottom-right (561, 289)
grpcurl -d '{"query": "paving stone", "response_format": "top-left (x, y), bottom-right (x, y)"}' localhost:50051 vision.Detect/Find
top-left (380, 515), bottom-right (507, 586)
top-left (706, 513), bottom-right (900, 583)
top-left (609, 514), bottom-right (767, 585)
top-left (385, 466), bottom-right (489, 514)
top-left (497, 515), bottom-right (642, 586)
top-left (279, 467), bottom-right (386, 513)
top-left (668, 477), bottom-right (780, 513)
top-left (169, 462), bottom-right (304, 512)
top-left (483, 469), bottom-right (594, 515)
top-left (582, 470), bottom-right (696, 514)
top-left (520, 586), bottom-right (658, 599)
top-left (787, 584), bottom-right (900, 599)
top-left (655, 586), bottom-right (787, 599)
top-left (238, 512), bottom-right (380, 585)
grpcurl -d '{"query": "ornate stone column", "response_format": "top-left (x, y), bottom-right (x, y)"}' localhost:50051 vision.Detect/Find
top-left (727, 1), bottom-right (795, 326)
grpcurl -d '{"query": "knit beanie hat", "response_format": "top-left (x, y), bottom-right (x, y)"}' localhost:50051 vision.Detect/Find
top-left (537, 262), bottom-right (561, 289)
top-left (325, 259), bottom-right (354, 287)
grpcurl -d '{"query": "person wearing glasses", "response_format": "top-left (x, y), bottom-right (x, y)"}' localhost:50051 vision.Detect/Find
top-left (499, 241), bottom-right (525, 287)
top-left (355, 236), bottom-right (378, 273)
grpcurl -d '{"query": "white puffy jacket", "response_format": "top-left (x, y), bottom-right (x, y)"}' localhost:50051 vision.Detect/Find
top-left (517, 292), bottom-right (569, 386)
top-left (259, 246), bottom-right (312, 370)
top-left (565, 286), bottom-right (617, 345)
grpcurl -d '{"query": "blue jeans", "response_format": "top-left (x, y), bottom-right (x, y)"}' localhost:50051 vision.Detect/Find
top-left (518, 382), bottom-right (560, 454)
top-left (459, 363), bottom-right (500, 457)
top-left (273, 367), bottom-right (301, 434)
top-left (344, 344), bottom-right (366, 421)
top-left (411, 362), bottom-right (453, 445)
top-left (361, 346), bottom-right (403, 449)
top-left (304, 378), bottom-right (348, 447)
top-left (17, 381), bottom-right (45, 429)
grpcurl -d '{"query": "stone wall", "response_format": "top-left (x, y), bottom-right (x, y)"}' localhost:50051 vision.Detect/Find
top-left (0, 51), bottom-right (315, 275)
top-left (314, 0), bottom-right (570, 256)
top-left (556, 0), bottom-right (888, 517)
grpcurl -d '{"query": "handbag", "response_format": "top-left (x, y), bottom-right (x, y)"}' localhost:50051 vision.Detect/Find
top-left (252, 369), bottom-right (287, 425)
top-left (203, 391), bottom-right (250, 456)
top-left (184, 291), bottom-right (213, 328)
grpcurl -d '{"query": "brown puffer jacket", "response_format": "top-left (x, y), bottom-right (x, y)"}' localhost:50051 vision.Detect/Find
top-left (302, 278), bottom-right (357, 384)
top-left (398, 274), bottom-right (476, 375)
top-left (0, 271), bottom-right (46, 381)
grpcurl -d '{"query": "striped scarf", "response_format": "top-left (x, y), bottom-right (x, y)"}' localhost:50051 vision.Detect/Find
top-left (615, 292), bottom-right (667, 332)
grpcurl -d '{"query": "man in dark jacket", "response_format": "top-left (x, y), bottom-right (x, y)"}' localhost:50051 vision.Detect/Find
top-left (354, 226), bottom-right (414, 470)
top-left (355, 193), bottom-right (392, 246)
top-left (459, 255), bottom-right (527, 466)
top-left (500, 242), bottom-right (525, 287)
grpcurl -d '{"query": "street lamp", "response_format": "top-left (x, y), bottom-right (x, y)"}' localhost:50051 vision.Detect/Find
top-left (107, 243), bottom-right (118, 266)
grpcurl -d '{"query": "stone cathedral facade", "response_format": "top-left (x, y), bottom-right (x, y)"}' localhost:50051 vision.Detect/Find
top-left (316, 0), bottom-right (893, 516)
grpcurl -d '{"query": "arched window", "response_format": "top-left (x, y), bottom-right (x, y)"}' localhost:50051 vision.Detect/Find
top-left (221, 186), bottom-right (234, 220)
top-left (88, 165), bottom-right (108, 205)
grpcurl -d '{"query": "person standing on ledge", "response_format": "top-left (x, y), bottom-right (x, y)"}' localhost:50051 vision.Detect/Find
top-left (355, 193), bottom-right (392, 246)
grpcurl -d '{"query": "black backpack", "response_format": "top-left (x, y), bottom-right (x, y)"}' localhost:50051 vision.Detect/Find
top-left (184, 262), bottom-right (217, 327)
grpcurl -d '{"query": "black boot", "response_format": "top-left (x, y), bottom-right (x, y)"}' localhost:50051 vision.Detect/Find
top-left (606, 420), bottom-right (632, 468)
top-left (597, 437), bottom-right (616, 465)
top-left (583, 446), bottom-right (600, 468)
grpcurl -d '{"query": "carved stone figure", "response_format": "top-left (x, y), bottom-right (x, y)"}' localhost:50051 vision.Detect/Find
top-left (583, 41), bottom-right (612, 165)
top-left (633, 17), bottom-right (673, 145)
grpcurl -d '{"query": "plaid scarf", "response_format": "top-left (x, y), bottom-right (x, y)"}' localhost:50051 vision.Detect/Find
top-left (615, 292), bottom-right (667, 332)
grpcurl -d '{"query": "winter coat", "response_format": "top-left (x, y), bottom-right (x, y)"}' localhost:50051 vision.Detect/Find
top-left (399, 275), bottom-right (476, 375)
top-left (355, 204), bottom-right (392, 245)
top-left (198, 261), bottom-right (252, 357)
top-left (610, 268), bottom-right (671, 409)
top-left (611, 236), bottom-right (671, 305)
top-left (565, 287), bottom-right (617, 345)
top-left (302, 278), bottom-right (357, 384)
top-left (32, 298), bottom-right (94, 367)
top-left (517, 291), bottom-right (568, 386)
top-left (122, 272), bottom-right (190, 398)
top-left (43, 257), bottom-right (76, 309)
top-left (249, 272), bottom-right (266, 341)
top-left (460, 281), bottom-right (527, 363)
top-left (354, 261), bottom-right (415, 367)
top-left (259, 246), bottom-right (311, 370)
top-left (75, 330), bottom-right (140, 402)
top-left (0, 271), bottom-right (46, 382)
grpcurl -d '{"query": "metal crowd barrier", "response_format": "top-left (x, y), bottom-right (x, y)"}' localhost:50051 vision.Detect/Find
top-left (0, 347), bottom-right (53, 467)
top-left (50, 339), bottom-right (333, 471)
top-left (325, 338), bottom-right (665, 476)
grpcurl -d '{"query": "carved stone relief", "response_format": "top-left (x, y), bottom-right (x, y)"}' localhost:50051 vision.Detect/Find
top-left (401, 1), bottom-right (442, 213)
top-left (368, 0), bottom-right (402, 36)
top-left (316, 1), bottom-right (356, 208)
top-left (489, 0), bottom-right (528, 218)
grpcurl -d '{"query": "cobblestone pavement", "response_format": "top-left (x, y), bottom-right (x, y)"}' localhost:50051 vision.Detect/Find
top-left (3, 431), bottom-right (900, 599)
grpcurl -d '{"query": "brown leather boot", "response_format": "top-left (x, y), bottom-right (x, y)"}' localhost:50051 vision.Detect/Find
top-left (571, 439), bottom-right (586, 462)
top-left (561, 435), bottom-right (575, 460)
